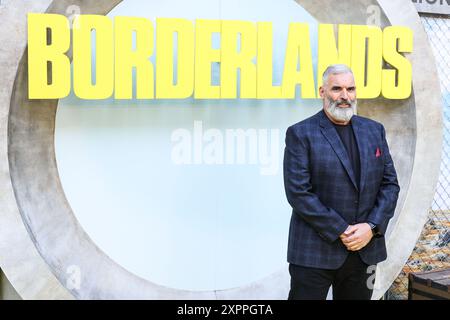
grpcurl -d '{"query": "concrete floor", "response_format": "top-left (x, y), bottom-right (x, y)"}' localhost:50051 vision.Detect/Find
top-left (0, 269), bottom-right (21, 300)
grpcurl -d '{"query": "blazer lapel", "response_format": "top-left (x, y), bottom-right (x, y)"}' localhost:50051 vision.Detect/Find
top-left (350, 115), bottom-right (369, 195)
top-left (319, 110), bottom-right (359, 191)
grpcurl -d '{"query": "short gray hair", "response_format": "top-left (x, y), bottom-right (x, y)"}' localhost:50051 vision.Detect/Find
top-left (322, 64), bottom-right (353, 86)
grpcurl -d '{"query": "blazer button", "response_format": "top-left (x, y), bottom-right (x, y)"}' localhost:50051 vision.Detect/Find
top-left (354, 200), bottom-right (359, 204)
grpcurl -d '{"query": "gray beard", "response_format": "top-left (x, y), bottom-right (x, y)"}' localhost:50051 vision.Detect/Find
top-left (325, 97), bottom-right (357, 123)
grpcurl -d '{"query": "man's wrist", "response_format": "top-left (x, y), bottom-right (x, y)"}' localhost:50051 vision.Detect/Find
top-left (367, 222), bottom-right (379, 236)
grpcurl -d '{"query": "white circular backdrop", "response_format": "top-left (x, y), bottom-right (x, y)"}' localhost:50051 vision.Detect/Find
top-left (55, 0), bottom-right (320, 290)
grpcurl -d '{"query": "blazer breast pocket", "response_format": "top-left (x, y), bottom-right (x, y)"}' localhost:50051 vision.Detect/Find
top-left (368, 145), bottom-right (385, 176)
top-left (371, 146), bottom-right (384, 161)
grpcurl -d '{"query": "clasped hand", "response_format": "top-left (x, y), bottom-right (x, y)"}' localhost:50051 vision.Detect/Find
top-left (340, 223), bottom-right (373, 251)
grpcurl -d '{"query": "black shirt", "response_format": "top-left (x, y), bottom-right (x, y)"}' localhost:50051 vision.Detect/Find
top-left (333, 121), bottom-right (361, 189)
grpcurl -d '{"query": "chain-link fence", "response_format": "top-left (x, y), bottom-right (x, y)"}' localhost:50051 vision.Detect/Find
top-left (386, 13), bottom-right (450, 300)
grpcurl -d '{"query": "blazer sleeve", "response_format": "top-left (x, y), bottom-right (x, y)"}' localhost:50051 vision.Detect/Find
top-left (367, 124), bottom-right (400, 235)
top-left (283, 126), bottom-right (349, 243)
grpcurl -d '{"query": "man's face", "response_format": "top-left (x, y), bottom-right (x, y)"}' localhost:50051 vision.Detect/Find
top-left (319, 72), bottom-right (357, 123)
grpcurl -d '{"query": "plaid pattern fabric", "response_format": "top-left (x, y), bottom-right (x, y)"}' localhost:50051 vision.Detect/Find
top-left (284, 110), bottom-right (400, 269)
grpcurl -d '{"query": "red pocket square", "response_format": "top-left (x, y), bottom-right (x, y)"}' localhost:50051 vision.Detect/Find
top-left (375, 147), bottom-right (382, 157)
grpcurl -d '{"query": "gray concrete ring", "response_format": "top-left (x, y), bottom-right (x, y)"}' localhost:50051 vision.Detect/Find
top-left (0, 0), bottom-right (443, 299)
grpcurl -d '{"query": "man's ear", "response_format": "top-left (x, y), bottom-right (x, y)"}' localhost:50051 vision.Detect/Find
top-left (319, 86), bottom-right (325, 98)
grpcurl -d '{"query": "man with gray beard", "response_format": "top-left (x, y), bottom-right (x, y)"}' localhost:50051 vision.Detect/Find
top-left (283, 64), bottom-right (400, 300)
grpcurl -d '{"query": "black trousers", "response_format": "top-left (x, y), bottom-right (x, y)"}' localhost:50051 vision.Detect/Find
top-left (288, 252), bottom-right (375, 300)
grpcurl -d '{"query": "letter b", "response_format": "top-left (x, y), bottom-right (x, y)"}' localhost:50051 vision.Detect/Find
top-left (28, 14), bottom-right (71, 99)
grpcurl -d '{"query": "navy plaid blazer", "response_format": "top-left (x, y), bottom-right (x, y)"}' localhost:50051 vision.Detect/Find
top-left (284, 110), bottom-right (400, 269)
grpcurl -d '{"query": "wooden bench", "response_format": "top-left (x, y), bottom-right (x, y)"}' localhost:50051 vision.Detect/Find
top-left (408, 269), bottom-right (450, 300)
